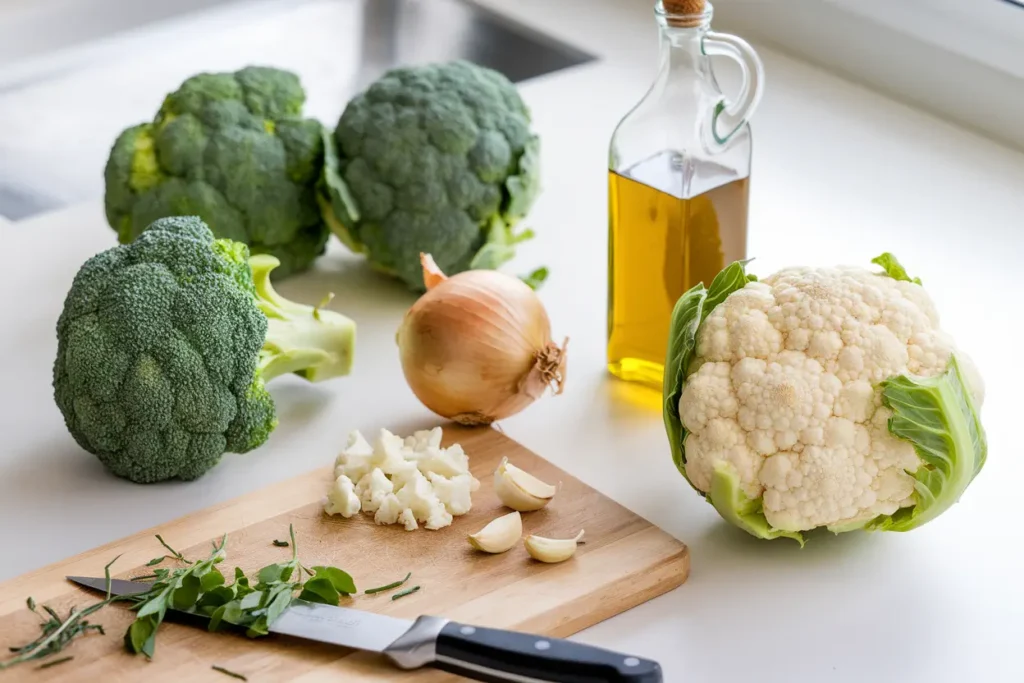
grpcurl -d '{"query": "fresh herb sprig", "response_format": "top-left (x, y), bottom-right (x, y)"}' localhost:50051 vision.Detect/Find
top-left (0, 556), bottom-right (122, 670)
top-left (124, 535), bottom-right (228, 658)
top-left (202, 525), bottom-right (356, 637)
top-left (391, 585), bottom-right (421, 601)
top-left (3, 525), bottom-right (359, 669)
top-left (364, 572), bottom-right (412, 595)
top-left (125, 525), bottom-right (357, 652)
top-left (143, 534), bottom-right (188, 567)
top-left (212, 664), bottom-right (248, 680)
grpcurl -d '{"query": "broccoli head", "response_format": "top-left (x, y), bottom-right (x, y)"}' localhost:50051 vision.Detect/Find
top-left (53, 216), bottom-right (356, 484)
top-left (322, 60), bottom-right (542, 291)
top-left (105, 66), bottom-right (335, 278)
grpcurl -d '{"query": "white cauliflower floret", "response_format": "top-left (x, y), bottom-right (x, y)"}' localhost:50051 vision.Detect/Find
top-left (376, 471), bottom-right (454, 531)
top-left (355, 468), bottom-right (393, 513)
top-left (699, 289), bottom-right (783, 362)
top-left (679, 362), bottom-right (737, 433)
top-left (416, 444), bottom-right (474, 479)
top-left (757, 415), bottom-right (918, 531)
top-left (837, 325), bottom-right (909, 383)
top-left (374, 493), bottom-right (404, 526)
top-left (334, 430), bottom-right (377, 482)
top-left (395, 471), bottom-right (439, 519)
top-left (394, 471), bottom-right (454, 529)
top-left (323, 474), bottom-right (361, 518)
top-left (375, 429), bottom-right (420, 486)
top-left (404, 428), bottom-right (443, 452)
top-left (732, 352), bottom-right (841, 454)
top-left (427, 472), bottom-right (477, 515)
top-left (423, 504), bottom-right (454, 530)
top-left (684, 419), bottom-right (760, 498)
top-left (398, 509), bottom-right (419, 531)
top-left (327, 427), bottom-right (476, 531)
top-left (678, 261), bottom-right (984, 534)
top-left (834, 380), bottom-right (876, 422)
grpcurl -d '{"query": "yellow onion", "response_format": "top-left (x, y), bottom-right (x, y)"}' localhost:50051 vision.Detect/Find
top-left (397, 254), bottom-right (568, 425)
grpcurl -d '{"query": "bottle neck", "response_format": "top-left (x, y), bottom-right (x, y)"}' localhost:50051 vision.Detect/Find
top-left (654, 0), bottom-right (714, 72)
top-left (657, 23), bottom-right (711, 75)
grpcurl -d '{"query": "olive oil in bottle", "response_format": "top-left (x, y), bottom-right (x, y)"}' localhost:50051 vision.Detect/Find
top-left (608, 153), bottom-right (750, 387)
top-left (606, 0), bottom-right (764, 389)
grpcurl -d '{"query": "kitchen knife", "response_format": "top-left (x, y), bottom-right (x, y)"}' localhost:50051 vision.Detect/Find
top-left (68, 576), bottom-right (662, 682)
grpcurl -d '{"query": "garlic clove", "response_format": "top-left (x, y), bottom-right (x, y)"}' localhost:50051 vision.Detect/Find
top-left (494, 457), bottom-right (558, 512)
top-left (523, 530), bottom-right (585, 563)
top-left (467, 511), bottom-right (522, 554)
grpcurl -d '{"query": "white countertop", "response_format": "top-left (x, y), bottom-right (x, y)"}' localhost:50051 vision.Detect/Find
top-left (2, 1), bottom-right (1023, 681)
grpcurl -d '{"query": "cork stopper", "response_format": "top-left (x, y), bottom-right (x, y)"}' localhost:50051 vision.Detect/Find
top-left (662, 0), bottom-right (708, 27)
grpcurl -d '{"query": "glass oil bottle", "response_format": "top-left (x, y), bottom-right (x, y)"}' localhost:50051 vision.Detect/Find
top-left (607, 0), bottom-right (764, 389)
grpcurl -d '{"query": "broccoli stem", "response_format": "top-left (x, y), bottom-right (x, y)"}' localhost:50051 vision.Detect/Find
top-left (250, 255), bottom-right (356, 383)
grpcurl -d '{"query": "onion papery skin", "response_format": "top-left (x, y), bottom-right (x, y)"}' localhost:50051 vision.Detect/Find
top-left (397, 270), bottom-right (566, 424)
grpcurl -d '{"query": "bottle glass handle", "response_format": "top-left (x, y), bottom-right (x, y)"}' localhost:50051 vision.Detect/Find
top-left (702, 31), bottom-right (765, 147)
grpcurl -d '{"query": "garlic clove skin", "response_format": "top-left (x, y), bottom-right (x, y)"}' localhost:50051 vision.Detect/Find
top-left (467, 511), bottom-right (523, 554)
top-left (494, 457), bottom-right (558, 512)
top-left (523, 530), bottom-right (585, 563)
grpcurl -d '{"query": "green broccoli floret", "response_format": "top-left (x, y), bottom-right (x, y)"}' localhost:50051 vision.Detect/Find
top-left (104, 66), bottom-right (335, 278)
top-left (53, 216), bottom-right (356, 484)
top-left (322, 60), bottom-right (542, 291)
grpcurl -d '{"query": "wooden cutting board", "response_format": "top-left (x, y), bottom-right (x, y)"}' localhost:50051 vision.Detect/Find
top-left (0, 425), bottom-right (689, 681)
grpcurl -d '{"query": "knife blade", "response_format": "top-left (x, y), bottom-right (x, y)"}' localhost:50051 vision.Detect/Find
top-left (69, 576), bottom-right (662, 683)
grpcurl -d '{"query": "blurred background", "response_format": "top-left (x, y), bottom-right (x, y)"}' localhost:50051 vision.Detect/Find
top-left (0, 0), bottom-right (597, 222)
top-left (1, 0), bottom-right (1023, 223)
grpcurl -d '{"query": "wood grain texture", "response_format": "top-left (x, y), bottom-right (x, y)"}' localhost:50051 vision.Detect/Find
top-left (0, 424), bottom-right (689, 681)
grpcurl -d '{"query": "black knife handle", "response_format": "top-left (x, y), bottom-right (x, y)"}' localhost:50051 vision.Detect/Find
top-left (432, 621), bottom-right (663, 683)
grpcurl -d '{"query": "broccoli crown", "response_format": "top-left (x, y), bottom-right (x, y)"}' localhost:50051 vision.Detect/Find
top-left (324, 60), bottom-right (541, 290)
top-left (53, 216), bottom-right (277, 484)
top-left (104, 66), bottom-right (332, 278)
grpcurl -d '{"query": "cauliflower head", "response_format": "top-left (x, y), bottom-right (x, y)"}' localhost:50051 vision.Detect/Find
top-left (104, 66), bottom-right (334, 278)
top-left (663, 254), bottom-right (987, 544)
top-left (322, 60), bottom-right (541, 291)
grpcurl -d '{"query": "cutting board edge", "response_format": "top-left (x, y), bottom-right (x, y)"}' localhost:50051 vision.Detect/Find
top-left (520, 537), bottom-right (690, 638)
top-left (441, 524), bottom-right (689, 636)
top-left (284, 539), bottom-right (691, 683)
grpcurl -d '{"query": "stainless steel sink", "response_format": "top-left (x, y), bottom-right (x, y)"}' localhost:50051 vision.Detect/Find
top-left (0, 0), bottom-right (594, 221)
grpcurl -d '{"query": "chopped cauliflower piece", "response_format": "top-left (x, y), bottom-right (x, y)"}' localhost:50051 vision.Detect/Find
top-left (342, 430), bottom-right (374, 458)
top-left (377, 430), bottom-right (420, 485)
top-left (404, 428), bottom-right (443, 452)
top-left (399, 509), bottom-right (419, 531)
top-left (417, 444), bottom-right (476, 479)
top-left (428, 472), bottom-right (476, 516)
top-left (323, 474), bottom-right (361, 517)
top-left (396, 471), bottom-right (440, 518)
top-left (355, 468), bottom-right (393, 513)
top-left (335, 430), bottom-right (377, 482)
top-left (424, 505), bottom-right (454, 531)
top-left (324, 426), bottom-right (479, 530)
top-left (374, 493), bottom-right (404, 526)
